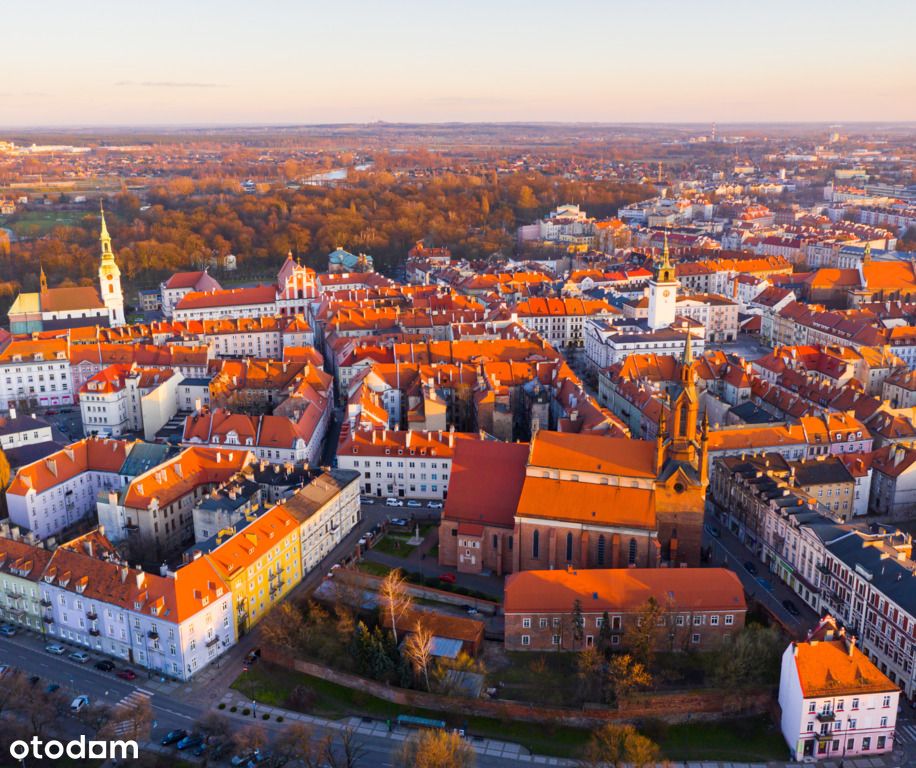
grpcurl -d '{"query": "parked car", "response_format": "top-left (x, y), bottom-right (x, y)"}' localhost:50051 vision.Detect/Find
top-left (743, 561), bottom-right (758, 576)
top-left (755, 577), bottom-right (774, 593)
top-left (439, 573), bottom-right (457, 584)
top-left (177, 734), bottom-right (204, 751)
top-left (426, 501), bottom-right (443, 509)
top-left (406, 500), bottom-right (422, 508)
top-left (95, 660), bottom-right (115, 672)
top-left (385, 498), bottom-right (404, 507)
top-left (45, 644), bottom-right (66, 655)
top-left (782, 599), bottom-right (801, 617)
top-left (0, 664), bottom-right (9, 676)
top-left (360, 496), bottom-right (375, 505)
top-left (388, 517), bottom-right (408, 527)
top-left (46, 683), bottom-right (60, 694)
top-left (70, 695), bottom-right (90, 713)
top-left (231, 751), bottom-right (259, 767)
top-left (0, 624), bottom-right (17, 637)
top-left (161, 729), bottom-right (188, 746)
top-left (69, 651), bottom-right (91, 664)
top-left (116, 669), bottom-right (137, 681)
top-left (244, 649), bottom-right (261, 665)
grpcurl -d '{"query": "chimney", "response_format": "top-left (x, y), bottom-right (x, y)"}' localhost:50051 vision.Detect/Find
top-left (846, 635), bottom-right (857, 657)
top-left (119, 566), bottom-right (128, 583)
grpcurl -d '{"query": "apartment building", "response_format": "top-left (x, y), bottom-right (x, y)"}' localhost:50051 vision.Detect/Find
top-left (0, 338), bottom-right (73, 413)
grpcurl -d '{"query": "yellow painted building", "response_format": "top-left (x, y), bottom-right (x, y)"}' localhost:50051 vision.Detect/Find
top-left (204, 505), bottom-right (301, 636)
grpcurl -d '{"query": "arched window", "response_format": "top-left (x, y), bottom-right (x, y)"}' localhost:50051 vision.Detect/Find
top-left (532, 530), bottom-right (539, 559)
top-left (679, 402), bottom-right (689, 437)
top-left (628, 538), bottom-right (638, 566)
top-left (566, 533), bottom-right (573, 562)
top-left (597, 535), bottom-right (606, 566)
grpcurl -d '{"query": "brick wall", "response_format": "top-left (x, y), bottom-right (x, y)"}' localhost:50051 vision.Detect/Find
top-left (262, 647), bottom-right (772, 727)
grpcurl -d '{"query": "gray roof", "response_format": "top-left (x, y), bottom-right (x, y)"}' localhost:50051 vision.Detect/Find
top-left (280, 469), bottom-right (360, 524)
top-left (0, 414), bottom-right (52, 437)
top-left (826, 530), bottom-right (916, 617)
top-left (791, 457), bottom-right (853, 487)
top-left (119, 442), bottom-right (173, 477)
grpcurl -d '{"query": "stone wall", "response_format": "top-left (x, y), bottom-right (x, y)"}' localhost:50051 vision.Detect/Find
top-left (263, 647), bottom-right (773, 728)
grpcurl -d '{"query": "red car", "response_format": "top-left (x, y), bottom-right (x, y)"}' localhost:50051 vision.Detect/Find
top-left (438, 573), bottom-right (456, 584)
top-left (116, 669), bottom-right (137, 681)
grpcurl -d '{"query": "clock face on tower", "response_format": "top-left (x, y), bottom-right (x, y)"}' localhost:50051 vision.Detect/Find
top-left (662, 289), bottom-right (671, 297)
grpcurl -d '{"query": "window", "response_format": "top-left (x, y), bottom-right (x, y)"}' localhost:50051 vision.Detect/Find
top-left (521, 635), bottom-right (530, 646)
top-left (691, 633), bottom-right (700, 644)
top-left (539, 618), bottom-right (548, 628)
top-left (851, 698), bottom-right (859, 710)
top-left (880, 716), bottom-right (888, 727)
top-left (628, 538), bottom-right (637, 565)
top-left (710, 615), bottom-right (719, 626)
top-left (877, 736), bottom-right (886, 750)
top-left (724, 614), bottom-right (734, 626)
top-left (532, 530), bottom-right (539, 559)
top-left (522, 618), bottom-right (531, 629)
top-left (862, 737), bottom-right (870, 751)
top-left (676, 615), bottom-right (685, 626)
top-left (882, 695), bottom-right (891, 708)
top-left (806, 722), bottom-right (814, 733)
top-left (808, 702), bottom-right (816, 714)
top-left (566, 533), bottom-right (573, 562)
top-left (848, 718), bottom-right (856, 730)
top-left (597, 534), bottom-right (606, 566)
top-left (552, 635), bottom-right (560, 645)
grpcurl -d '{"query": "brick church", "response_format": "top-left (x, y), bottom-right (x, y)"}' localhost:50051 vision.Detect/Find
top-left (439, 340), bottom-right (708, 574)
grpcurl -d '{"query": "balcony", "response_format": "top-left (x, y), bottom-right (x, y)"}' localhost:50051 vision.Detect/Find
top-left (206, 635), bottom-right (220, 648)
top-left (86, 610), bottom-right (98, 621)
top-left (147, 629), bottom-right (159, 640)
top-left (39, 598), bottom-right (52, 608)
top-left (817, 563), bottom-right (831, 575)
top-left (816, 711), bottom-right (836, 723)
top-left (42, 616), bottom-right (54, 624)
top-left (89, 628), bottom-right (100, 637)
top-left (5, 589), bottom-right (23, 599)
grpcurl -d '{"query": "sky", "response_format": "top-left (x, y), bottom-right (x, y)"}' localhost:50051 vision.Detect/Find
top-left (2, 0), bottom-right (915, 126)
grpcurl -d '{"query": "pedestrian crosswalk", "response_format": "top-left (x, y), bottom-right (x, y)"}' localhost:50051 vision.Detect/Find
top-left (895, 722), bottom-right (916, 744)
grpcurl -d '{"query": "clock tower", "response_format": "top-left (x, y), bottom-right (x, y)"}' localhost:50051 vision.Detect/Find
top-left (647, 232), bottom-right (677, 330)
top-left (98, 203), bottom-right (125, 326)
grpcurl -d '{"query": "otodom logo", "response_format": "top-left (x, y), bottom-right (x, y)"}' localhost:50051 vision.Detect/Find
top-left (9, 736), bottom-right (139, 762)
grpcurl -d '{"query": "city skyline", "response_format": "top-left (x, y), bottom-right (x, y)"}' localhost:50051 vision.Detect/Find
top-left (4, 0), bottom-right (916, 126)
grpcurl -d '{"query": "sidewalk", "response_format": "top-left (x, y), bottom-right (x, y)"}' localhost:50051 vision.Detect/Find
top-left (211, 691), bottom-right (908, 768)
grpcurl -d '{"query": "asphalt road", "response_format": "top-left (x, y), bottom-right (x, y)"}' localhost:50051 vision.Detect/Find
top-left (703, 503), bottom-right (819, 638)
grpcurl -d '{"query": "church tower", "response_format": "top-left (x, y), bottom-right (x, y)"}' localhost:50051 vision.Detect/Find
top-left (646, 232), bottom-right (677, 330)
top-left (667, 331), bottom-right (700, 464)
top-left (98, 203), bottom-right (125, 326)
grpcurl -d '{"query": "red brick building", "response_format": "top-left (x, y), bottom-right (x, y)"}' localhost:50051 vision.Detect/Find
top-left (503, 568), bottom-right (746, 652)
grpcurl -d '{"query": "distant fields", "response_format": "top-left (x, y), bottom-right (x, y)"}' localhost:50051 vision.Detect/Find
top-left (0, 209), bottom-right (88, 236)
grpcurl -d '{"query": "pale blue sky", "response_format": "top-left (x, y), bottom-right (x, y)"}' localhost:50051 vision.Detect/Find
top-left (2, 0), bottom-right (914, 125)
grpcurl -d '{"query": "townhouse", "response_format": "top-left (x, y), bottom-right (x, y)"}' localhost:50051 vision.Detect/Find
top-left (196, 503), bottom-right (302, 636)
top-left (0, 530), bottom-right (53, 633)
top-left (779, 618), bottom-right (899, 761)
top-left (503, 567), bottom-right (746, 652)
top-left (511, 297), bottom-right (619, 354)
top-left (6, 438), bottom-right (134, 540)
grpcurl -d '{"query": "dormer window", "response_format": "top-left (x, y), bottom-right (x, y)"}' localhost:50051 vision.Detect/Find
top-left (134, 601), bottom-right (142, 610)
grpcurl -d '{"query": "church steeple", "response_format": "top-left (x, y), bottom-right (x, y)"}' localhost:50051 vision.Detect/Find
top-left (100, 202), bottom-right (114, 263)
top-left (98, 201), bottom-right (124, 326)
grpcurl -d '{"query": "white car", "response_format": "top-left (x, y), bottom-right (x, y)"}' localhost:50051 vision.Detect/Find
top-left (385, 498), bottom-right (404, 507)
top-left (360, 496), bottom-right (375, 505)
top-left (70, 695), bottom-right (90, 713)
top-left (406, 500), bottom-right (422, 508)
top-left (46, 644), bottom-right (66, 655)
top-left (427, 501), bottom-right (443, 509)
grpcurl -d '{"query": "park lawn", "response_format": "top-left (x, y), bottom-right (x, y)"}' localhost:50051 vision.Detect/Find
top-left (656, 716), bottom-right (786, 762)
top-left (371, 534), bottom-right (418, 558)
top-left (2, 209), bottom-right (86, 236)
top-left (357, 560), bottom-right (391, 577)
top-left (231, 662), bottom-right (592, 757)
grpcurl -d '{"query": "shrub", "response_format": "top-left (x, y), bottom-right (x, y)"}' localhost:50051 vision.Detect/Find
top-left (230, 706), bottom-right (237, 713)
top-left (262, 713), bottom-right (270, 720)
top-left (284, 684), bottom-right (317, 713)
top-left (276, 716), bottom-right (284, 723)
top-left (218, 703), bottom-right (226, 710)
top-left (242, 708), bottom-right (251, 716)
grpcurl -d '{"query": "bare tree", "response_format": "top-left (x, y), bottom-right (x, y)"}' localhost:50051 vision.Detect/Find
top-left (100, 695), bottom-right (153, 744)
top-left (21, 686), bottom-right (67, 738)
top-left (403, 620), bottom-right (434, 690)
top-left (260, 601), bottom-right (306, 649)
top-left (327, 726), bottom-right (366, 768)
top-left (233, 724), bottom-right (268, 756)
top-left (272, 722), bottom-right (319, 768)
top-left (395, 729), bottom-right (475, 768)
top-left (0, 670), bottom-right (30, 717)
top-left (379, 568), bottom-right (413, 644)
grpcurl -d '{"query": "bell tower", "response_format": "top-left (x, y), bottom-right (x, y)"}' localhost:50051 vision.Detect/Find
top-left (647, 232), bottom-right (677, 330)
top-left (98, 202), bottom-right (125, 326)
top-left (667, 331), bottom-right (700, 463)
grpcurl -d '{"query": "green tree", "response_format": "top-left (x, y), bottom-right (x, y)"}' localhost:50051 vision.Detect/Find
top-left (714, 624), bottom-right (784, 687)
top-left (624, 597), bottom-right (665, 668)
top-left (571, 599), bottom-right (585, 648)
